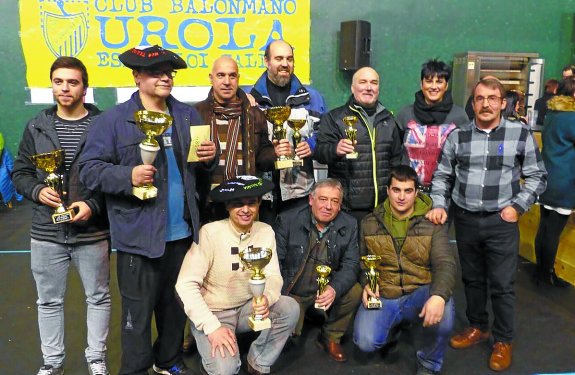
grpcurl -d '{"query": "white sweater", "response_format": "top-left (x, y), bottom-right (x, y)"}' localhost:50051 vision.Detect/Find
top-left (176, 219), bottom-right (283, 335)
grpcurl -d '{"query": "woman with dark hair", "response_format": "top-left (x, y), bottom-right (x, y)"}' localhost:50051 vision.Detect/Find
top-left (534, 77), bottom-right (575, 287)
top-left (502, 90), bottom-right (527, 124)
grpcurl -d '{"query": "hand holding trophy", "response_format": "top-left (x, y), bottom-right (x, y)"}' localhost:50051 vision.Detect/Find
top-left (343, 115), bottom-right (359, 159)
top-left (286, 115), bottom-right (307, 168)
top-left (264, 106), bottom-right (293, 169)
top-left (239, 246), bottom-right (273, 331)
top-left (29, 149), bottom-right (76, 224)
top-left (315, 265), bottom-right (332, 310)
top-left (133, 110), bottom-right (173, 200)
top-left (361, 255), bottom-right (382, 309)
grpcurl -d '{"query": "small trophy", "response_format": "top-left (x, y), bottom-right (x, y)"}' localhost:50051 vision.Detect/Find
top-left (314, 265), bottom-right (332, 310)
top-left (361, 255), bottom-right (382, 309)
top-left (287, 117), bottom-right (307, 168)
top-left (264, 106), bottom-right (292, 169)
top-left (343, 115), bottom-right (359, 159)
top-left (29, 149), bottom-right (75, 224)
top-left (239, 246), bottom-right (273, 331)
top-left (133, 110), bottom-right (173, 200)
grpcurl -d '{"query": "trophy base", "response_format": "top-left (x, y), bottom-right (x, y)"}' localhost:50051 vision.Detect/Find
top-left (133, 186), bottom-right (158, 200)
top-left (52, 209), bottom-right (75, 224)
top-left (248, 316), bottom-right (271, 331)
top-left (275, 159), bottom-right (294, 169)
top-left (292, 158), bottom-right (304, 168)
top-left (314, 302), bottom-right (328, 311)
top-left (346, 152), bottom-right (358, 159)
top-left (367, 298), bottom-right (382, 309)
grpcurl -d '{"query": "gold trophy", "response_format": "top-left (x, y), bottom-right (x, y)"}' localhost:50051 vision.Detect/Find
top-left (239, 246), bottom-right (273, 331)
top-left (343, 115), bottom-right (359, 159)
top-left (133, 110), bottom-right (173, 200)
top-left (264, 106), bottom-right (293, 169)
top-left (29, 149), bottom-right (75, 224)
top-left (314, 265), bottom-right (332, 310)
top-left (287, 117), bottom-right (307, 168)
top-left (361, 255), bottom-right (382, 309)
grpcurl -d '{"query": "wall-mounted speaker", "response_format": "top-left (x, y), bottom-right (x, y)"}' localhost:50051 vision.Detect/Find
top-left (339, 20), bottom-right (371, 71)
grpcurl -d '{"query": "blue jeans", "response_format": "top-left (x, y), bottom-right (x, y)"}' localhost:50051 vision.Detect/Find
top-left (353, 285), bottom-right (454, 373)
top-left (31, 238), bottom-right (111, 367)
top-left (192, 296), bottom-right (299, 375)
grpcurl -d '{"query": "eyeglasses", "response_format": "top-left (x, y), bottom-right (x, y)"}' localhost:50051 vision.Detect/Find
top-left (141, 69), bottom-right (177, 79)
top-left (474, 95), bottom-right (502, 105)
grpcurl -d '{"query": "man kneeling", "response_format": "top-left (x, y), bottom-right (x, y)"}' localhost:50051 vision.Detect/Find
top-left (353, 165), bottom-right (456, 375)
top-left (176, 176), bottom-right (299, 375)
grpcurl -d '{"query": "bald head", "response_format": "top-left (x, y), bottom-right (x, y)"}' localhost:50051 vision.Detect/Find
top-left (264, 40), bottom-right (294, 87)
top-left (210, 55), bottom-right (239, 103)
top-left (351, 67), bottom-right (380, 107)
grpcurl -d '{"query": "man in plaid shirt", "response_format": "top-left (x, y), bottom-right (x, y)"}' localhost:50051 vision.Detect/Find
top-left (426, 78), bottom-right (546, 372)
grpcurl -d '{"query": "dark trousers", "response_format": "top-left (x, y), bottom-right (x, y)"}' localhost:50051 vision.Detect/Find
top-left (534, 206), bottom-right (570, 276)
top-left (453, 206), bottom-right (519, 343)
top-left (290, 283), bottom-right (362, 342)
top-left (116, 237), bottom-right (191, 375)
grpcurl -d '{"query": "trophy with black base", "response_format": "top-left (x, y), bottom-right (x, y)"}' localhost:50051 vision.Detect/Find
top-left (240, 246), bottom-right (273, 331)
top-left (264, 106), bottom-right (293, 169)
top-left (287, 117), bottom-right (307, 168)
top-left (133, 110), bottom-right (172, 200)
top-left (29, 149), bottom-right (75, 224)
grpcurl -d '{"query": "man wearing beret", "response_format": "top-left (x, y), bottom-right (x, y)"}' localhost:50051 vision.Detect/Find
top-left (79, 45), bottom-right (217, 375)
top-left (176, 175), bottom-right (299, 375)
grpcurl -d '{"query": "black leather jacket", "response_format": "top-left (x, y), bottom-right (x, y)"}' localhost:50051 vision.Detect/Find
top-left (274, 205), bottom-right (360, 298)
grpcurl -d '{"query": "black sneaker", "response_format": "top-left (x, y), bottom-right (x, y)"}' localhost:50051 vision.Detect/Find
top-left (153, 362), bottom-right (191, 375)
top-left (37, 365), bottom-right (64, 375)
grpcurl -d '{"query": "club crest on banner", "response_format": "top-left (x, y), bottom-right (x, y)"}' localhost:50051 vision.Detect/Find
top-left (40, 0), bottom-right (89, 57)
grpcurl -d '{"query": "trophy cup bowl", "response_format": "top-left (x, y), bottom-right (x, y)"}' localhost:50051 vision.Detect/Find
top-left (264, 106), bottom-right (293, 169)
top-left (361, 255), bottom-right (382, 309)
top-left (133, 110), bottom-right (173, 200)
top-left (343, 115), bottom-right (359, 159)
top-left (29, 149), bottom-right (75, 224)
top-left (239, 246), bottom-right (273, 331)
top-left (314, 265), bottom-right (332, 310)
top-left (287, 118), bottom-right (307, 168)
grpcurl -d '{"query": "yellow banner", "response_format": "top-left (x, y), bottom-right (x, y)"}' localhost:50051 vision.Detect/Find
top-left (19, 0), bottom-right (310, 87)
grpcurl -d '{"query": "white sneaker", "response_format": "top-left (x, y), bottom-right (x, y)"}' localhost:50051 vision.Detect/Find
top-left (88, 360), bottom-right (110, 375)
top-left (37, 365), bottom-right (64, 375)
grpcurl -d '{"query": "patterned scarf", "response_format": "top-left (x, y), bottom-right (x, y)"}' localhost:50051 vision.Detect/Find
top-left (213, 99), bottom-right (243, 180)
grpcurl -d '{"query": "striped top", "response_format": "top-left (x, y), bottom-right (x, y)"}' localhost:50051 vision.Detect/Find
top-left (212, 117), bottom-right (245, 187)
top-left (430, 118), bottom-right (547, 214)
top-left (54, 114), bottom-right (91, 172)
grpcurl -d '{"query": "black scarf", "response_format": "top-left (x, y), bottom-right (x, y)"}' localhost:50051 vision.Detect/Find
top-left (413, 90), bottom-right (454, 125)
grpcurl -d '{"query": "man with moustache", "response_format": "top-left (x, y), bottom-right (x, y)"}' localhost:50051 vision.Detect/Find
top-left (250, 39), bottom-right (327, 224)
top-left (194, 56), bottom-right (276, 223)
top-left (80, 45), bottom-right (217, 375)
top-left (13, 56), bottom-right (111, 375)
top-left (274, 179), bottom-right (361, 362)
top-left (396, 59), bottom-right (468, 192)
top-left (176, 176), bottom-right (299, 375)
top-left (427, 78), bottom-right (547, 372)
top-left (315, 67), bottom-right (403, 223)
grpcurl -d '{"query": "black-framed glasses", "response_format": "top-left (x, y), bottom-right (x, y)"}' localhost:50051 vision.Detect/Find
top-left (474, 95), bottom-right (502, 105)
top-left (141, 69), bottom-right (177, 79)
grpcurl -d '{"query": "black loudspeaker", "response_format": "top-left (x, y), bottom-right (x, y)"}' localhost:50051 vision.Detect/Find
top-left (339, 20), bottom-right (371, 71)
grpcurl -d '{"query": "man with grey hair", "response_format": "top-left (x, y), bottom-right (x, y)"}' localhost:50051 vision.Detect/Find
top-left (274, 178), bottom-right (362, 362)
top-left (315, 67), bottom-right (403, 223)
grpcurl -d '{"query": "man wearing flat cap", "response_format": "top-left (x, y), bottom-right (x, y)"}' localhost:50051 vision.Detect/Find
top-left (79, 45), bottom-right (217, 375)
top-left (176, 175), bottom-right (299, 375)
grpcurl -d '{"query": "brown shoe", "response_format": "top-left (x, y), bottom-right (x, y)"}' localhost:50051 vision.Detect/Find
top-left (247, 362), bottom-right (265, 375)
top-left (316, 336), bottom-right (347, 362)
top-left (489, 342), bottom-right (512, 372)
top-left (449, 327), bottom-right (490, 349)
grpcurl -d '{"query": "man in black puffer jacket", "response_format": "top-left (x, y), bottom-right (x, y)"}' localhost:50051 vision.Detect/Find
top-left (315, 67), bottom-right (404, 223)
